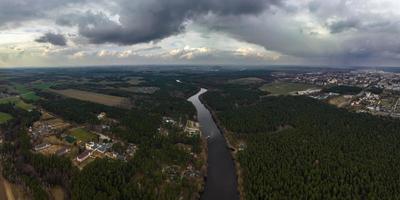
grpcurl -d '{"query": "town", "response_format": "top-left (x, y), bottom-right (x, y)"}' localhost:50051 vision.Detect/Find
top-left (269, 69), bottom-right (400, 117)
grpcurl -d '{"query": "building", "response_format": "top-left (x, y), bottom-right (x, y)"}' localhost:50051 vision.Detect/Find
top-left (56, 147), bottom-right (70, 156)
top-left (34, 143), bottom-right (51, 151)
top-left (184, 120), bottom-right (201, 136)
top-left (97, 112), bottom-right (106, 120)
top-left (77, 150), bottom-right (92, 162)
top-left (85, 142), bottom-right (111, 154)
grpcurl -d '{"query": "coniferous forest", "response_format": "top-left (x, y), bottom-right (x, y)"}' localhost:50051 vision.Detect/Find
top-left (204, 86), bottom-right (400, 199)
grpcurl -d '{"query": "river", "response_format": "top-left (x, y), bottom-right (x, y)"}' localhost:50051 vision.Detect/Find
top-left (188, 88), bottom-right (239, 200)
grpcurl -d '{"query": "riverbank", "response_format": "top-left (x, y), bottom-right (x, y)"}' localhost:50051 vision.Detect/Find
top-left (198, 92), bottom-right (245, 200)
top-left (197, 134), bottom-right (208, 199)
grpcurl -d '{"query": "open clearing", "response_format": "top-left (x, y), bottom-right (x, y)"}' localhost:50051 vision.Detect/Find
top-left (31, 82), bottom-right (55, 90)
top-left (51, 89), bottom-right (131, 108)
top-left (328, 95), bottom-right (352, 108)
top-left (13, 84), bottom-right (40, 101)
top-left (0, 96), bottom-right (34, 110)
top-left (20, 92), bottom-right (40, 101)
top-left (0, 112), bottom-right (12, 124)
top-left (0, 97), bottom-right (33, 111)
top-left (50, 186), bottom-right (65, 200)
top-left (120, 86), bottom-right (159, 94)
top-left (260, 82), bottom-right (319, 95)
top-left (69, 128), bottom-right (97, 143)
top-left (125, 77), bottom-right (143, 85)
top-left (228, 77), bottom-right (265, 85)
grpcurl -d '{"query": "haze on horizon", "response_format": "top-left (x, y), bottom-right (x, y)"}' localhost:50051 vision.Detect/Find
top-left (1, 0), bottom-right (400, 68)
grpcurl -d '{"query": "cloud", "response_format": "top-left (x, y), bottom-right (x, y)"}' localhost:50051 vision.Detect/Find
top-left (0, 0), bottom-right (85, 28)
top-left (57, 0), bottom-right (282, 45)
top-left (4, 0), bottom-right (400, 66)
top-left (194, 0), bottom-right (400, 65)
top-left (35, 33), bottom-right (67, 46)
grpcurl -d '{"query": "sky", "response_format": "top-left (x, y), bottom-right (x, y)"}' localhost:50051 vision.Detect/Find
top-left (1, 0), bottom-right (400, 67)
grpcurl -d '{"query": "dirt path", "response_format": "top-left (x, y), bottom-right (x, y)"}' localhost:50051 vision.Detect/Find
top-left (0, 173), bottom-right (15, 200)
top-left (3, 180), bottom-right (15, 200)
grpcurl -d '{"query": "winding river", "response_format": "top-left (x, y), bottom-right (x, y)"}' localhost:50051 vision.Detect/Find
top-left (188, 88), bottom-right (239, 200)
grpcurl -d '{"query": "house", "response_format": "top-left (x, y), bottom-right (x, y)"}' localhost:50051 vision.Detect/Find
top-left (184, 120), bottom-right (201, 136)
top-left (85, 142), bottom-right (111, 154)
top-left (97, 112), bottom-right (106, 120)
top-left (77, 150), bottom-right (92, 162)
top-left (34, 143), bottom-right (51, 151)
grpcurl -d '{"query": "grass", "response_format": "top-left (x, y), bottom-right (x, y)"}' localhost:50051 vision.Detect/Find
top-left (0, 96), bottom-right (19, 104)
top-left (0, 112), bottom-right (13, 124)
top-left (14, 84), bottom-right (30, 94)
top-left (20, 92), bottom-right (40, 101)
top-left (260, 82), bottom-right (319, 95)
top-left (69, 128), bottom-right (97, 142)
top-left (32, 83), bottom-right (55, 90)
top-left (15, 101), bottom-right (34, 111)
top-left (51, 89), bottom-right (131, 108)
top-left (13, 84), bottom-right (40, 102)
top-left (0, 97), bottom-right (33, 111)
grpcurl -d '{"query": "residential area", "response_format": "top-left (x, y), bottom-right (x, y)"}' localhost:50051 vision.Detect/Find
top-left (267, 69), bottom-right (400, 117)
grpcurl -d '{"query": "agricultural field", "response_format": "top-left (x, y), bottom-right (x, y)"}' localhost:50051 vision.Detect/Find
top-left (0, 112), bottom-right (13, 124)
top-left (260, 82), bottom-right (319, 95)
top-left (14, 84), bottom-right (30, 94)
top-left (13, 84), bottom-right (40, 101)
top-left (31, 82), bottom-right (56, 90)
top-left (20, 92), bottom-right (40, 101)
top-left (228, 77), bottom-right (265, 85)
top-left (0, 96), bottom-right (19, 104)
top-left (0, 96), bottom-right (34, 111)
top-left (15, 101), bottom-right (34, 111)
top-left (50, 89), bottom-right (131, 108)
top-left (119, 86), bottom-right (159, 94)
top-left (125, 77), bottom-right (143, 85)
top-left (69, 128), bottom-right (97, 143)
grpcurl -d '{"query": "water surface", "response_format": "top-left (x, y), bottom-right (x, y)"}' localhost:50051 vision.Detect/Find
top-left (188, 88), bottom-right (239, 200)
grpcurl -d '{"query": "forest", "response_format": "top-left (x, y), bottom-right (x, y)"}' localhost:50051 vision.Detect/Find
top-left (322, 85), bottom-right (363, 95)
top-left (204, 85), bottom-right (400, 199)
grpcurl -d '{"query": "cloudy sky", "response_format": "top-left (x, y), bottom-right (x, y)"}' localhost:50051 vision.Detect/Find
top-left (1, 0), bottom-right (400, 67)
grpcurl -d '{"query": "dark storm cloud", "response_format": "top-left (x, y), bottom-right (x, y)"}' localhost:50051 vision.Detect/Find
top-left (35, 33), bottom-right (67, 46)
top-left (0, 0), bottom-right (85, 28)
top-left (57, 0), bottom-right (282, 45)
top-left (327, 19), bottom-right (360, 34)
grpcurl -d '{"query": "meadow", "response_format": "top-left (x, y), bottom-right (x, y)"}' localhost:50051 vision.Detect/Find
top-left (0, 112), bottom-right (13, 124)
top-left (260, 82), bottom-right (319, 95)
top-left (69, 128), bottom-right (97, 143)
top-left (50, 89), bottom-right (131, 108)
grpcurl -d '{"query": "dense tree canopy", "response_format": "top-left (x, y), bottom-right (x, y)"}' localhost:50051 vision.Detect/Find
top-left (204, 86), bottom-right (400, 199)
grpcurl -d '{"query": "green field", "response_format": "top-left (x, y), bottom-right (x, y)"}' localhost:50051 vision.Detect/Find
top-left (20, 92), bottom-right (40, 101)
top-left (0, 112), bottom-right (13, 124)
top-left (260, 82), bottom-right (319, 95)
top-left (32, 82), bottom-right (55, 90)
top-left (69, 128), bottom-right (97, 142)
top-left (13, 84), bottom-right (40, 101)
top-left (15, 101), bottom-right (34, 111)
top-left (14, 84), bottom-right (30, 94)
top-left (0, 96), bottom-right (33, 111)
top-left (0, 96), bottom-right (19, 104)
